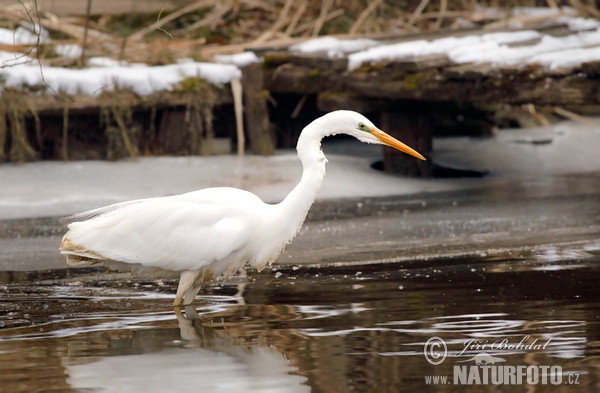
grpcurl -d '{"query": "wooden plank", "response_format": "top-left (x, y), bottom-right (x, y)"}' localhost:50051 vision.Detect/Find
top-left (287, 53), bottom-right (348, 72)
top-left (301, 64), bottom-right (600, 106)
top-left (581, 60), bottom-right (600, 76)
top-left (316, 92), bottom-right (394, 113)
top-left (443, 63), bottom-right (497, 80)
top-left (385, 54), bottom-right (450, 73)
top-left (267, 64), bottom-right (332, 94)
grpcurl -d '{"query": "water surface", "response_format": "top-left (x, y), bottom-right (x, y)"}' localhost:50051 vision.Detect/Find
top-left (1, 249), bottom-right (599, 392)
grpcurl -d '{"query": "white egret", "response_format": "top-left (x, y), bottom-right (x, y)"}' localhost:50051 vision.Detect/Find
top-left (60, 110), bottom-right (425, 305)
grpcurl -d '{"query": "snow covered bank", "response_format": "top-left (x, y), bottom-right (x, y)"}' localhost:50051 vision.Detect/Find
top-left (2, 6), bottom-right (598, 97)
top-left (286, 7), bottom-right (600, 71)
top-left (346, 27), bottom-right (600, 70)
top-left (1, 56), bottom-right (241, 96)
top-left (0, 21), bottom-right (250, 96)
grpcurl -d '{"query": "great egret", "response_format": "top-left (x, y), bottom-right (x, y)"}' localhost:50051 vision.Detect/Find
top-left (60, 110), bottom-right (425, 305)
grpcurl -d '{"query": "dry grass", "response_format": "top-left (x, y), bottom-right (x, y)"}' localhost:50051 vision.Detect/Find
top-left (1, 1), bottom-right (594, 65)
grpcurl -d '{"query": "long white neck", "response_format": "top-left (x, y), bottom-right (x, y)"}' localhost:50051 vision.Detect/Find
top-left (275, 115), bottom-right (336, 240)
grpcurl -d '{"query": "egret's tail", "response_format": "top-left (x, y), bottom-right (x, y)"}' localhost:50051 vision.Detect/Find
top-left (59, 237), bottom-right (107, 266)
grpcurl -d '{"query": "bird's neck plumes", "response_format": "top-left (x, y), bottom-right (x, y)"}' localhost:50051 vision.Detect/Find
top-left (277, 116), bottom-right (332, 239)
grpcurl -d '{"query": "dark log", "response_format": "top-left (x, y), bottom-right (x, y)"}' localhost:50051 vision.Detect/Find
top-left (287, 53), bottom-right (347, 71)
top-left (379, 108), bottom-right (432, 177)
top-left (157, 108), bottom-right (188, 155)
top-left (316, 92), bottom-right (395, 113)
top-left (384, 54), bottom-right (450, 73)
top-left (241, 63), bottom-right (274, 155)
top-left (268, 64), bottom-right (331, 94)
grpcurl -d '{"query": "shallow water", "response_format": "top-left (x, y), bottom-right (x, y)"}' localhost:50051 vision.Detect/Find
top-left (1, 251), bottom-right (599, 392)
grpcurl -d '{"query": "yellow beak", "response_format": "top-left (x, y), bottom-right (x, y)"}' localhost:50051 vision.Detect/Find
top-left (370, 127), bottom-right (426, 161)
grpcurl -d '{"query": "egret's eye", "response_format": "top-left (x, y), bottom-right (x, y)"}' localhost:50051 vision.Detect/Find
top-left (357, 123), bottom-right (370, 132)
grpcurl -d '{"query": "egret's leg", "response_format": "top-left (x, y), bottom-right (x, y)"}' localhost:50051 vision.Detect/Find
top-left (174, 306), bottom-right (197, 341)
top-left (182, 269), bottom-right (214, 306)
top-left (174, 270), bottom-right (201, 306)
top-left (183, 304), bottom-right (201, 320)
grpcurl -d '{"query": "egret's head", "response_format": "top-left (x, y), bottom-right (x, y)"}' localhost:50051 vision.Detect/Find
top-left (332, 110), bottom-right (426, 161)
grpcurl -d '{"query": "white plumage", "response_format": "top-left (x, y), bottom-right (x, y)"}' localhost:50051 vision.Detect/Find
top-left (60, 110), bottom-right (425, 305)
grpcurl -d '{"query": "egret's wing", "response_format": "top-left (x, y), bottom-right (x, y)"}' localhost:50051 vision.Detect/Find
top-left (61, 198), bottom-right (159, 224)
top-left (62, 188), bottom-right (262, 272)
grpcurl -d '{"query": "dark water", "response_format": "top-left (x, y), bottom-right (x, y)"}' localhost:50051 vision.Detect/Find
top-left (1, 249), bottom-right (600, 392)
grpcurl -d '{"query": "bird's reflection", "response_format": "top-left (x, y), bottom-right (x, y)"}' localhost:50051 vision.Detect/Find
top-left (65, 303), bottom-right (310, 393)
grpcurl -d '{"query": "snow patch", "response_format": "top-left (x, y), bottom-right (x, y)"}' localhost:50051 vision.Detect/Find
top-left (214, 51), bottom-right (260, 67)
top-left (291, 37), bottom-right (378, 58)
top-left (1, 59), bottom-right (241, 96)
top-left (348, 27), bottom-right (600, 70)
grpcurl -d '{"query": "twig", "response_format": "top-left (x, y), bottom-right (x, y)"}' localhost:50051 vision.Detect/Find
top-left (416, 10), bottom-right (479, 20)
top-left (173, 1), bottom-right (233, 37)
top-left (566, 0), bottom-right (600, 18)
top-left (0, 1), bottom-right (37, 68)
top-left (112, 108), bottom-right (138, 158)
top-left (483, 12), bottom-right (548, 30)
top-left (312, 0), bottom-right (334, 37)
top-left (284, 0), bottom-right (308, 36)
top-left (349, 0), bottom-right (383, 34)
top-left (79, 0), bottom-right (92, 67)
top-left (269, 0), bottom-right (294, 32)
top-left (156, 8), bottom-right (175, 39)
top-left (522, 104), bottom-right (550, 126)
top-left (54, 14), bottom-right (110, 41)
top-left (231, 78), bottom-right (244, 156)
top-left (253, 0), bottom-right (294, 44)
top-left (408, 0), bottom-right (431, 27)
top-left (291, 94), bottom-right (307, 119)
top-left (18, 0), bottom-right (60, 95)
top-left (434, 0), bottom-right (448, 29)
top-left (553, 106), bottom-right (593, 123)
top-left (129, 0), bottom-right (217, 41)
top-left (294, 9), bottom-right (344, 36)
top-left (25, 97), bottom-right (42, 148)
